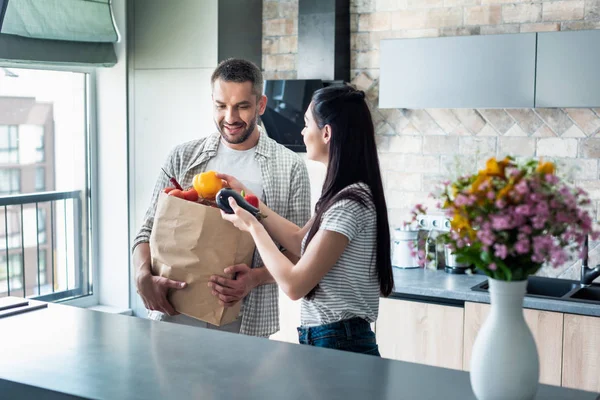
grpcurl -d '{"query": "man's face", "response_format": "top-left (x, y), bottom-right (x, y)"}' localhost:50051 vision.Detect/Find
top-left (212, 79), bottom-right (266, 145)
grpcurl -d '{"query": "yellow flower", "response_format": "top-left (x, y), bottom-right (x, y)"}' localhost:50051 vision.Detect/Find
top-left (451, 211), bottom-right (470, 231)
top-left (536, 160), bottom-right (555, 175)
top-left (470, 173), bottom-right (489, 193)
top-left (485, 156), bottom-right (511, 177)
top-left (485, 158), bottom-right (501, 176)
top-left (497, 182), bottom-right (513, 200)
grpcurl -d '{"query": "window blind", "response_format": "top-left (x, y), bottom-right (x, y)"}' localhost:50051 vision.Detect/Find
top-left (0, 0), bottom-right (119, 67)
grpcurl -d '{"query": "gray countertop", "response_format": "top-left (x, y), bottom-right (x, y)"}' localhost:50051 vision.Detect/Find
top-left (391, 267), bottom-right (600, 317)
top-left (1, 298), bottom-right (598, 400)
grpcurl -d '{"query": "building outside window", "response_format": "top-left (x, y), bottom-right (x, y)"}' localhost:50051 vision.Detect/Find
top-left (0, 67), bottom-right (93, 300)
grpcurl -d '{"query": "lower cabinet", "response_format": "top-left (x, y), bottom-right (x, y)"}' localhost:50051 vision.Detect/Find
top-left (376, 298), bottom-right (464, 370)
top-left (562, 313), bottom-right (600, 392)
top-left (275, 294), bottom-right (599, 392)
top-left (462, 302), bottom-right (563, 386)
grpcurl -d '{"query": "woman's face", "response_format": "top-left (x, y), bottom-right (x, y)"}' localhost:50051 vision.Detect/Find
top-left (302, 103), bottom-right (329, 164)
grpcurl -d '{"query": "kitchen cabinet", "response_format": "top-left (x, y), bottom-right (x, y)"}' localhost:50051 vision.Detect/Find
top-left (562, 313), bottom-right (600, 392)
top-left (376, 298), bottom-right (464, 370)
top-left (379, 30), bottom-right (600, 109)
top-left (536, 30), bottom-right (600, 108)
top-left (379, 33), bottom-right (537, 109)
top-left (463, 302), bottom-right (563, 386)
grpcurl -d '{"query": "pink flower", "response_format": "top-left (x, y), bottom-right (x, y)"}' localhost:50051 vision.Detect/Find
top-left (491, 215), bottom-right (512, 230)
top-left (476, 228), bottom-right (496, 247)
top-left (494, 244), bottom-right (508, 259)
top-left (515, 180), bottom-right (529, 195)
top-left (454, 195), bottom-right (469, 207)
top-left (520, 225), bottom-right (532, 235)
top-left (489, 263), bottom-right (497, 271)
top-left (515, 239), bottom-right (530, 255)
top-left (495, 199), bottom-right (507, 209)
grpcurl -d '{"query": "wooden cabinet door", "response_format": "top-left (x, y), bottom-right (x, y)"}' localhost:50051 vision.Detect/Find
top-left (562, 313), bottom-right (600, 392)
top-left (376, 298), bottom-right (464, 370)
top-left (463, 302), bottom-right (563, 386)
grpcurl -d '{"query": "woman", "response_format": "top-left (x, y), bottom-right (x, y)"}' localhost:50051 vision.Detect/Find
top-left (218, 85), bottom-right (393, 356)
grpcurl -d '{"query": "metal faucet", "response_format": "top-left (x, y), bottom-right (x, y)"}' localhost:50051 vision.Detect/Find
top-left (580, 236), bottom-right (600, 287)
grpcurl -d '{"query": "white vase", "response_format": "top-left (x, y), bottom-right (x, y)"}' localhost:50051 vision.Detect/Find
top-left (470, 278), bottom-right (539, 400)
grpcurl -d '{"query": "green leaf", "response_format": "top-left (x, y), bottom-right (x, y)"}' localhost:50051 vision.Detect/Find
top-left (497, 261), bottom-right (512, 281)
top-left (480, 251), bottom-right (492, 264)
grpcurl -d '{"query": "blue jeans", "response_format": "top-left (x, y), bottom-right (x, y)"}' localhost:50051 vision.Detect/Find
top-left (297, 317), bottom-right (380, 356)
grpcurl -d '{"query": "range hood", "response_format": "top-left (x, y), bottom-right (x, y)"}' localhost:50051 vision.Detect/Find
top-left (297, 0), bottom-right (350, 82)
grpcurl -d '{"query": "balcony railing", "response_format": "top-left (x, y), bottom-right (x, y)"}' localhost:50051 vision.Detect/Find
top-left (0, 190), bottom-right (89, 302)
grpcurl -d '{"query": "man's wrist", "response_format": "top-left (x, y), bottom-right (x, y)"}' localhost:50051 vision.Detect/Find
top-left (136, 265), bottom-right (152, 283)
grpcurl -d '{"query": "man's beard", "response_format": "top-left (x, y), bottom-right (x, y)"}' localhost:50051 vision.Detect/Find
top-left (217, 114), bottom-right (258, 145)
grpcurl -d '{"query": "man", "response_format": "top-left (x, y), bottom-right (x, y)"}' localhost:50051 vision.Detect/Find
top-left (132, 58), bottom-right (311, 337)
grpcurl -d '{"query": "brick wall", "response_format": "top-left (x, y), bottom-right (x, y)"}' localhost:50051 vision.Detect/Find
top-left (262, 0), bottom-right (600, 279)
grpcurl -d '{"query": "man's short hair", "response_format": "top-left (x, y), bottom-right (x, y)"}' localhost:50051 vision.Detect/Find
top-left (211, 58), bottom-right (264, 98)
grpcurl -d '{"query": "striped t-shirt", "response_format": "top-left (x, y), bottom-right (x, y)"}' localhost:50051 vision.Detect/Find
top-left (300, 184), bottom-right (380, 327)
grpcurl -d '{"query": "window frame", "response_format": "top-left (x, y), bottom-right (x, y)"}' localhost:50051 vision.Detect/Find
top-left (0, 63), bottom-right (99, 308)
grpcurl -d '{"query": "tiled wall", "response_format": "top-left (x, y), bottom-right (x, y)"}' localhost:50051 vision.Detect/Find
top-left (262, 0), bottom-right (600, 279)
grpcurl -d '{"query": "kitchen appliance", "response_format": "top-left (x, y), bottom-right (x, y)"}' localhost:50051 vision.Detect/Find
top-left (392, 227), bottom-right (420, 269)
top-left (444, 244), bottom-right (473, 274)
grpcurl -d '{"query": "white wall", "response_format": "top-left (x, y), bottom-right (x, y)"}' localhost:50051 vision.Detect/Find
top-left (95, 0), bottom-right (129, 309)
top-left (128, 0), bottom-right (219, 316)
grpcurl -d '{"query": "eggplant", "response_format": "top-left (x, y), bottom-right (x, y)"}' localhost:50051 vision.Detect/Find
top-left (216, 188), bottom-right (266, 220)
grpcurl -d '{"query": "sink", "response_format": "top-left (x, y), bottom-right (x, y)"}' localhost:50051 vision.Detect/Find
top-left (569, 287), bottom-right (600, 302)
top-left (472, 276), bottom-right (579, 299)
top-left (525, 276), bottom-right (580, 298)
top-left (471, 276), bottom-right (600, 304)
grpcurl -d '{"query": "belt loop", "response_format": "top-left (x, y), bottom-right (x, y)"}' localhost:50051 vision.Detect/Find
top-left (307, 327), bottom-right (312, 344)
top-left (344, 320), bottom-right (352, 340)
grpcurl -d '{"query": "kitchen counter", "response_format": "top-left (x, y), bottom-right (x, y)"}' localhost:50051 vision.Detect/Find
top-left (391, 267), bottom-right (600, 317)
top-left (1, 298), bottom-right (597, 400)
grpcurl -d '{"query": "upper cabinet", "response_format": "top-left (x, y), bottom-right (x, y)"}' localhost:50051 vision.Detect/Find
top-left (379, 30), bottom-right (600, 109)
top-left (379, 33), bottom-right (537, 109)
top-left (535, 30), bottom-right (600, 108)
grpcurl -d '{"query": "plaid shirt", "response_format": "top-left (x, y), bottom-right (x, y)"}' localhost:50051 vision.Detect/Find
top-left (133, 128), bottom-right (311, 337)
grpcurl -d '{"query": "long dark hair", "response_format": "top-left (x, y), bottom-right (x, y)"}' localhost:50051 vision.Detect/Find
top-left (304, 85), bottom-right (394, 299)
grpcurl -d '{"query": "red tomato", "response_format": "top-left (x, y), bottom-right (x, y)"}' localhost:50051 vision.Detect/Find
top-left (183, 189), bottom-right (199, 202)
top-left (168, 189), bottom-right (185, 199)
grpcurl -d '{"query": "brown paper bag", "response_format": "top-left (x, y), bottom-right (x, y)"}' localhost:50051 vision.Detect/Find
top-left (150, 192), bottom-right (255, 326)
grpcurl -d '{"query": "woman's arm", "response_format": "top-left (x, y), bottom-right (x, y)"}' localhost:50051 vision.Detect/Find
top-left (258, 204), bottom-right (312, 257)
top-left (222, 197), bottom-right (349, 300)
top-left (217, 172), bottom-right (310, 257)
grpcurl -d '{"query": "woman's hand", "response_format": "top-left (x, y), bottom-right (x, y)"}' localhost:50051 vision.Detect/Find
top-left (221, 197), bottom-right (259, 233)
top-left (216, 173), bottom-right (253, 197)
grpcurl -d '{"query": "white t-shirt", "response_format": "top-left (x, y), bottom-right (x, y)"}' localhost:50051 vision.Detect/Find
top-left (205, 140), bottom-right (264, 200)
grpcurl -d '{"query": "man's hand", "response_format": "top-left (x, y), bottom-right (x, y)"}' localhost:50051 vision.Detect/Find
top-left (209, 264), bottom-right (256, 307)
top-left (136, 271), bottom-right (187, 316)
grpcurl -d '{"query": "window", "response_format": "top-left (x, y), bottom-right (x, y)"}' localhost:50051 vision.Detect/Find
top-left (19, 125), bottom-right (45, 164)
top-left (0, 126), bottom-right (19, 164)
top-left (0, 169), bottom-right (21, 194)
top-left (35, 167), bottom-right (45, 191)
top-left (0, 253), bottom-right (23, 291)
top-left (0, 67), bottom-right (93, 302)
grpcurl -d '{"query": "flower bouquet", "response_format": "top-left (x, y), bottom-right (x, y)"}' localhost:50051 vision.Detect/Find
top-left (414, 156), bottom-right (597, 280)
top-left (411, 156), bottom-right (598, 400)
